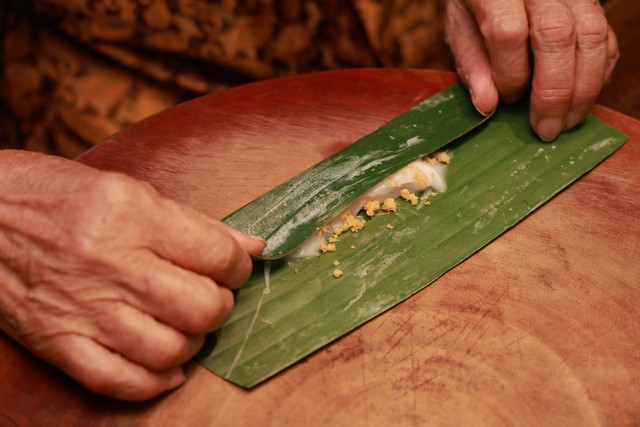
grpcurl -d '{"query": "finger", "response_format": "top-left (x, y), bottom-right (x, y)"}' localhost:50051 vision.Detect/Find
top-left (221, 222), bottom-right (266, 257)
top-left (604, 26), bottom-right (619, 84)
top-left (48, 334), bottom-right (186, 401)
top-left (563, 0), bottom-right (610, 130)
top-left (468, 0), bottom-right (530, 103)
top-left (91, 302), bottom-right (205, 371)
top-left (122, 252), bottom-right (236, 334)
top-left (527, 0), bottom-right (576, 141)
top-left (149, 197), bottom-right (258, 289)
top-left (445, 0), bottom-right (499, 115)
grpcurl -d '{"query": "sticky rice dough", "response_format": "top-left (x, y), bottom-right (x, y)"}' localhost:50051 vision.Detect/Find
top-left (286, 153), bottom-right (449, 260)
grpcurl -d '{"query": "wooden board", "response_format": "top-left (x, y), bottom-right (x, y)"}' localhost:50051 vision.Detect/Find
top-left (1, 69), bottom-right (639, 426)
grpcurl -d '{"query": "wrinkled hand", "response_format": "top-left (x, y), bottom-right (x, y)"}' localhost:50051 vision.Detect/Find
top-left (445, 0), bottom-right (619, 141)
top-left (0, 150), bottom-right (264, 401)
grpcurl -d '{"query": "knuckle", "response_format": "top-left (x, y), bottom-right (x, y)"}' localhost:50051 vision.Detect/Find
top-left (531, 9), bottom-right (575, 49)
top-left (65, 173), bottom-right (156, 260)
top-left (534, 86), bottom-right (573, 108)
top-left (576, 12), bottom-right (608, 46)
top-left (91, 172), bottom-right (137, 206)
top-left (482, 15), bottom-right (528, 47)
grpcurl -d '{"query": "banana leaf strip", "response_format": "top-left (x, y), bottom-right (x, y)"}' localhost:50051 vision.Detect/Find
top-left (197, 100), bottom-right (627, 388)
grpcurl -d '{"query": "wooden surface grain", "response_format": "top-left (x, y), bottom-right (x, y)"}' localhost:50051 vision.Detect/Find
top-left (1, 69), bottom-right (639, 426)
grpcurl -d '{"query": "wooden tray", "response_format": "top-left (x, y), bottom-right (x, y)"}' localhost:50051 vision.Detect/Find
top-left (2, 69), bottom-right (639, 426)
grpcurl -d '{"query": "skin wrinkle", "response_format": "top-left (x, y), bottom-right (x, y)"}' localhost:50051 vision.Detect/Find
top-left (14, 235), bottom-right (192, 371)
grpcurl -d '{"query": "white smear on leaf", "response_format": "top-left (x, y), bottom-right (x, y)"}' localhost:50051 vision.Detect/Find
top-left (402, 136), bottom-right (423, 148)
top-left (225, 261), bottom-right (271, 376)
top-left (587, 137), bottom-right (617, 152)
top-left (414, 92), bottom-right (455, 111)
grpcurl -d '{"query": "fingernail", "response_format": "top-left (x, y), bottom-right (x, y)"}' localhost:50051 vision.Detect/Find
top-left (245, 233), bottom-right (266, 245)
top-left (564, 111), bottom-right (584, 131)
top-left (471, 98), bottom-right (493, 116)
top-left (470, 91), bottom-right (494, 116)
top-left (535, 118), bottom-right (563, 142)
top-left (469, 83), bottom-right (499, 117)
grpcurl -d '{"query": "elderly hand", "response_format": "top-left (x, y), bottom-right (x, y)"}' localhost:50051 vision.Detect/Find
top-left (0, 150), bottom-right (264, 401)
top-left (445, 0), bottom-right (619, 141)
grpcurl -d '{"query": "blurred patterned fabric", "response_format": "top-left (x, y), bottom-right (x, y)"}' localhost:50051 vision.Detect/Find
top-left (0, 0), bottom-right (453, 157)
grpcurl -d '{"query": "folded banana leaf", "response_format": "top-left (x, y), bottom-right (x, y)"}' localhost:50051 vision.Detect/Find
top-left (197, 98), bottom-right (627, 388)
top-left (224, 83), bottom-right (489, 259)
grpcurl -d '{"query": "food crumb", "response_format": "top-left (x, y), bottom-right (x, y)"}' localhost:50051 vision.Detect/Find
top-left (320, 243), bottom-right (336, 253)
top-left (364, 200), bottom-right (380, 217)
top-left (332, 269), bottom-right (343, 279)
top-left (400, 188), bottom-right (419, 206)
top-left (350, 245), bottom-right (356, 250)
top-left (381, 198), bottom-right (397, 212)
top-left (386, 224), bottom-right (394, 230)
top-left (333, 260), bottom-right (340, 266)
top-left (434, 151), bottom-right (451, 164)
top-left (423, 155), bottom-right (437, 165)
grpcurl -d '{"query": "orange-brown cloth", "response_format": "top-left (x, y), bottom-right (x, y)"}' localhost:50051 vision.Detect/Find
top-left (0, 0), bottom-right (453, 157)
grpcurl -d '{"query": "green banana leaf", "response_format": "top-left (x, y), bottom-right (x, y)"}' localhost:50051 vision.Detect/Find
top-left (197, 99), bottom-right (627, 388)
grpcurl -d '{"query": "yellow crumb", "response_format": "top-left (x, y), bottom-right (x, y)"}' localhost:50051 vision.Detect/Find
top-left (328, 235), bottom-right (339, 243)
top-left (332, 269), bottom-right (343, 279)
top-left (386, 224), bottom-right (394, 229)
top-left (341, 212), bottom-right (366, 233)
top-left (364, 200), bottom-right (380, 217)
top-left (434, 151), bottom-right (451, 164)
top-left (320, 226), bottom-right (330, 234)
top-left (320, 243), bottom-right (336, 253)
top-left (381, 198), bottom-right (397, 212)
top-left (333, 260), bottom-right (340, 266)
top-left (400, 188), bottom-right (419, 206)
top-left (423, 155), bottom-right (437, 165)
top-left (423, 200), bottom-right (431, 206)
top-left (350, 245), bottom-right (356, 250)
